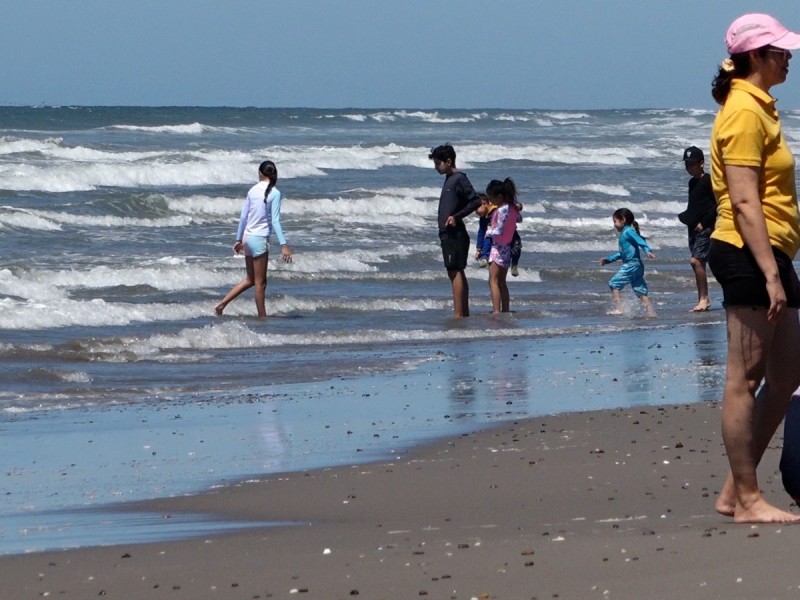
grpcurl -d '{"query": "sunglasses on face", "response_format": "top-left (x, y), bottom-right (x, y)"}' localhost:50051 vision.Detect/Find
top-left (767, 47), bottom-right (791, 60)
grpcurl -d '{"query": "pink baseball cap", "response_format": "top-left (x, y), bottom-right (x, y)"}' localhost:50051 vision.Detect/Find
top-left (726, 13), bottom-right (800, 54)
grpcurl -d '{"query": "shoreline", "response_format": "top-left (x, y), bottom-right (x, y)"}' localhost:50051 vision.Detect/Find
top-left (4, 400), bottom-right (800, 599)
top-left (1, 322), bottom-right (728, 557)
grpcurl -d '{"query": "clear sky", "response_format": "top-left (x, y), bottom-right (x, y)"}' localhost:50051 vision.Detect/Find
top-left (4, 1), bottom-right (800, 110)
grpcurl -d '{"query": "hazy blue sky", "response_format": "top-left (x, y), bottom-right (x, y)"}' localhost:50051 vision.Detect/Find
top-left (4, 1), bottom-right (800, 109)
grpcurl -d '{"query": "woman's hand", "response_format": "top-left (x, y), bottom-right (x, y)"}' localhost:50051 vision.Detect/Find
top-left (281, 244), bottom-right (293, 263)
top-left (766, 277), bottom-right (787, 321)
top-left (726, 164), bottom-right (784, 319)
top-left (233, 240), bottom-right (243, 254)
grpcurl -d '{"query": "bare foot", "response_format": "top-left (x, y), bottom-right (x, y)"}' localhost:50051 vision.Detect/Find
top-left (691, 300), bottom-right (711, 312)
top-left (715, 475), bottom-right (736, 517)
top-left (734, 497), bottom-right (800, 524)
top-left (645, 309), bottom-right (657, 318)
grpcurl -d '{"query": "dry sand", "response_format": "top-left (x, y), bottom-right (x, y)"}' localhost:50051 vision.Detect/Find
top-left (3, 400), bottom-right (800, 599)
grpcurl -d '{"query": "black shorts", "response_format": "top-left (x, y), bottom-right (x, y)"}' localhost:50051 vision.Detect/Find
top-left (440, 227), bottom-right (470, 271)
top-left (708, 239), bottom-right (800, 308)
top-left (688, 227), bottom-right (712, 261)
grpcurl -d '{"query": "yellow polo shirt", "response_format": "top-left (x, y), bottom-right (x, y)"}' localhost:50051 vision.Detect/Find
top-left (710, 78), bottom-right (800, 258)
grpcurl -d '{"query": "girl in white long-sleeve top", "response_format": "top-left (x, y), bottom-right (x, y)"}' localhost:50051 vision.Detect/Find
top-left (215, 160), bottom-right (292, 318)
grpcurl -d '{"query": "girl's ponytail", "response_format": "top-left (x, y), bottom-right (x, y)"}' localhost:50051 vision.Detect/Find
top-left (486, 177), bottom-right (518, 205)
top-left (259, 160), bottom-right (278, 203)
top-left (613, 207), bottom-right (641, 234)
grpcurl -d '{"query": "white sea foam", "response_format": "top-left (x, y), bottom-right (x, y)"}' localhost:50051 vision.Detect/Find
top-left (110, 122), bottom-right (207, 134)
top-left (456, 143), bottom-right (659, 166)
top-left (546, 184), bottom-right (631, 197)
top-left (542, 112), bottom-right (592, 121)
top-left (0, 208), bottom-right (63, 231)
top-left (0, 296), bottom-right (212, 330)
top-left (0, 139), bottom-right (665, 193)
top-left (22, 209), bottom-right (197, 229)
top-left (544, 198), bottom-right (684, 214)
top-left (495, 114), bottom-right (532, 122)
top-left (0, 136), bottom-right (64, 155)
top-left (61, 321), bottom-right (555, 360)
top-left (56, 370), bottom-right (93, 383)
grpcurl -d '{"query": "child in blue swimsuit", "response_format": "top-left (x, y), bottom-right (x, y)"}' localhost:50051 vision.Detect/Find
top-left (599, 207), bottom-right (656, 317)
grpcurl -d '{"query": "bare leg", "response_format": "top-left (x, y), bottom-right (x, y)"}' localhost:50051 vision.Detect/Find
top-left (215, 256), bottom-right (256, 315)
top-left (252, 253), bottom-right (268, 318)
top-left (690, 257), bottom-right (711, 311)
top-left (607, 289), bottom-right (623, 315)
top-left (488, 263), bottom-right (502, 313)
top-left (715, 306), bottom-right (800, 523)
top-left (447, 269), bottom-right (469, 318)
top-left (494, 264), bottom-right (510, 312)
top-left (640, 295), bottom-right (657, 317)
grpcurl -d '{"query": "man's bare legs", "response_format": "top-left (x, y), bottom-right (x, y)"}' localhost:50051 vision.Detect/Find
top-left (715, 306), bottom-right (800, 523)
top-left (690, 257), bottom-right (711, 311)
top-left (448, 269), bottom-right (469, 318)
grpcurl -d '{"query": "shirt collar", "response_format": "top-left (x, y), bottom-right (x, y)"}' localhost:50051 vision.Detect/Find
top-left (730, 78), bottom-right (777, 108)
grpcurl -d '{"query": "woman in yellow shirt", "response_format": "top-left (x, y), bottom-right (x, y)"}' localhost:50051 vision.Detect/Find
top-left (708, 13), bottom-right (800, 523)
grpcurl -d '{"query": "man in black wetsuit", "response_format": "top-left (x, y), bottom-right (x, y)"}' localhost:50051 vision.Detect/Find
top-left (679, 146), bottom-right (717, 312)
top-left (429, 144), bottom-right (481, 317)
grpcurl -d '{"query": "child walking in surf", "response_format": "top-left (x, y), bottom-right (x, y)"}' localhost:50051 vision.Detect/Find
top-left (215, 160), bottom-right (292, 318)
top-left (599, 207), bottom-right (656, 317)
top-left (475, 195), bottom-right (523, 276)
top-left (484, 178), bottom-right (522, 313)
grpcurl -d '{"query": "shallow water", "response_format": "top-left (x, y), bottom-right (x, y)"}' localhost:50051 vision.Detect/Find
top-left (0, 325), bottom-right (727, 554)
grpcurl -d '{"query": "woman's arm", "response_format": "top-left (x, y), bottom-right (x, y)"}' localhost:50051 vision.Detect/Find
top-left (726, 164), bottom-right (784, 320)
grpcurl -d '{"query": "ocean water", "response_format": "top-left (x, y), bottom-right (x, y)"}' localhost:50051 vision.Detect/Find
top-left (0, 106), bottom-right (747, 412)
top-left (0, 106), bottom-right (753, 552)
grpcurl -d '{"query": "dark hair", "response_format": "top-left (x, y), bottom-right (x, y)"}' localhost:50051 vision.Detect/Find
top-left (613, 207), bottom-right (641, 235)
top-left (259, 160), bottom-right (278, 202)
top-left (485, 178), bottom-right (517, 206)
top-left (428, 144), bottom-right (456, 162)
top-left (711, 48), bottom-right (771, 104)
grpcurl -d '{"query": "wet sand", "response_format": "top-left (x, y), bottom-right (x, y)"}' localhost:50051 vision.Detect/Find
top-left (6, 321), bottom-right (800, 598)
top-left (3, 398), bottom-right (800, 599)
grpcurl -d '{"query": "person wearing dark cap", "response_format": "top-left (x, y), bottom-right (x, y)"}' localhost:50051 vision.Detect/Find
top-left (678, 146), bottom-right (716, 312)
top-left (708, 13), bottom-right (800, 524)
top-left (429, 144), bottom-right (481, 317)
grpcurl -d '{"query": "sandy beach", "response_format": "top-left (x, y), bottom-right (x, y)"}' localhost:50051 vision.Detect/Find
top-left (4, 400), bottom-right (800, 599)
top-left (4, 321), bottom-right (800, 599)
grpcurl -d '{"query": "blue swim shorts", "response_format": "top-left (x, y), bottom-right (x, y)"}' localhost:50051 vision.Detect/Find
top-left (243, 234), bottom-right (268, 258)
top-left (608, 260), bottom-right (648, 297)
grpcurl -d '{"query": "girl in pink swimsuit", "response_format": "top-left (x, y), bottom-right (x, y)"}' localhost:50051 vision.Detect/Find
top-left (485, 178), bottom-right (521, 313)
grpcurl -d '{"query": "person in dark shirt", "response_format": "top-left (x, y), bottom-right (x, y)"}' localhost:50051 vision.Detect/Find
top-left (429, 144), bottom-right (481, 317)
top-left (679, 146), bottom-right (716, 312)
